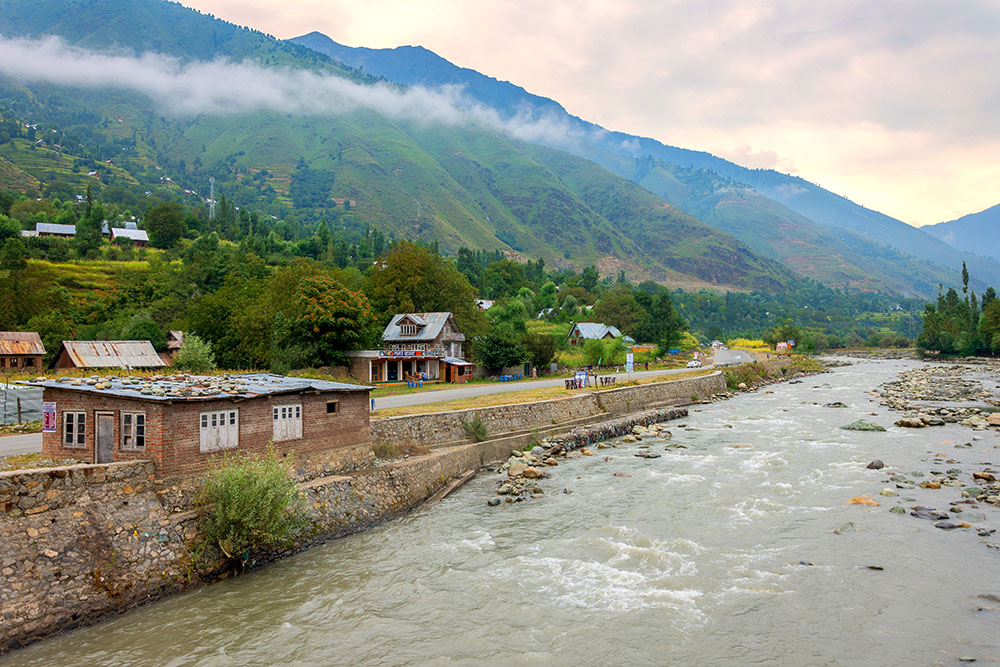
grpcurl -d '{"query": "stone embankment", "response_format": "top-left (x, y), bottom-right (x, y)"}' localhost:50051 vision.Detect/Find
top-left (489, 408), bottom-right (687, 503)
top-left (0, 371), bottom-right (735, 653)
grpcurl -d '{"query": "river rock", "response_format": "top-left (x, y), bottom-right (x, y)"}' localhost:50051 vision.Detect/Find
top-left (833, 522), bottom-right (856, 534)
top-left (911, 508), bottom-right (949, 520)
top-left (737, 382), bottom-right (748, 390)
top-left (826, 402), bottom-right (848, 408)
top-left (842, 420), bottom-right (886, 432)
top-left (487, 498), bottom-right (500, 506)
top-left (934, 521), bottom-right (959, 530)
top-left (988, 413), bottom-right (1000, 426)
top-left (895, 417), bottom-right (926, 428)
top-left (889, 506), bottom-right (906, 514)
top-left (962, 486), bottom-right (985, 499)
top-left (918, 480), bottom-right (941, 489)
top-left (846, 495), bottom-right (879, 506)
top-left (522, 467), bottom-right (545, 479)
top-left (508, 463), bottom-right (527, 478)
top-left (866, 460), bottom-right (885, 470)
top-left (531, 446), bottom-right (546, 457)
top-left (973, 472), bottom-right (996, 482)
top-left (634, 450), bottom-right (661, 459)
top-left (879, 488), bottom-right (898, 497)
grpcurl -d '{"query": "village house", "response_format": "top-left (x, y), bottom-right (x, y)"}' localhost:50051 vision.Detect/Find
top-left (158, 330), bottom-right (185, 365)
top-left (0, 332), bottom-right (45, 371)
top-left (568, 322), bottom-right (623, 346)
top-left (347, 312), bottom-right (473, 384)
top-left (110, 221), bottom-right (149, 246)
top-left (30, 373), bottom-right (372, 476)
top-left (54, 340), bottom-right (167, 370)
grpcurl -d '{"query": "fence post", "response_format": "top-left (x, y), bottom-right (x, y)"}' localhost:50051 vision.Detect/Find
top-left (17, 397), bottom-right (22, 424)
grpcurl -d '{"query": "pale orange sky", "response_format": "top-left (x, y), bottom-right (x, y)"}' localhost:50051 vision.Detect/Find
top-left (185, 0), bottom-right (1000, 227)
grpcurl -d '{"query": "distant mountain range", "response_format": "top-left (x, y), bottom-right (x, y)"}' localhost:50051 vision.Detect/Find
top-left (924, 204), bottom-right (1000, 263)
top-left (0, 0), bottom-right (994, 297)
top-left (293, 31), bottom-right (1000, 294)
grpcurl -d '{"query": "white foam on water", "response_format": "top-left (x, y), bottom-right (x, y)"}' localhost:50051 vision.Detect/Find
top-left (430, 530), bottom-right (495, 557)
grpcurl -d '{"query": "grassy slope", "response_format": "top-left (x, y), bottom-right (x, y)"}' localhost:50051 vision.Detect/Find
top-left (0, 0), bottom-right (799, 292)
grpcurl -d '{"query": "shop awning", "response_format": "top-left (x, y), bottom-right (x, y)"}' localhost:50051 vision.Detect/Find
top-left (442, 357), bottom-right (474, 366)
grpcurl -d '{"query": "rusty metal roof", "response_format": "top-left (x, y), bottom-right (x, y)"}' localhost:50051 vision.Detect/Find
top-left (0, 332), bottom-right (45, 356)
top-left (20, 372), bottom-right (370, 402)
top-left (57, 340), bottom-right (167, 368)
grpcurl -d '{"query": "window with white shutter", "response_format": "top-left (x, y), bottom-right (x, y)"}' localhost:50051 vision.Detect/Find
top-left (272, 404), bottom-right (302, 442)
top-left (199, 409), bottom-right (239, 452)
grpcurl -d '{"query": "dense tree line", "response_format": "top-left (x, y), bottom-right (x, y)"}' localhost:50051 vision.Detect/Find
top-left (917, 263), bottom-right (999, 356)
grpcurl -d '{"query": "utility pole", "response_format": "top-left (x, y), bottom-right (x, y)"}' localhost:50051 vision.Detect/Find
top-left (208, 177), bottom-right (216, 219)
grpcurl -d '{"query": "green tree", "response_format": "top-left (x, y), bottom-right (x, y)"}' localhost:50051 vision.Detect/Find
top-left (172, 333), bottom-right (217, 372)
top-left (592, 285), bottom-right (648, 335)
top-left (145, 201), bottom-right (187, 249)
top-left (524, 333), bottom-right (558, 371)
top-left (121, 310), bottom-right (167, 350)
top-left (366, 241), bottom-right (486, 338)
top-left (475, 331), bottom-right (526, 372)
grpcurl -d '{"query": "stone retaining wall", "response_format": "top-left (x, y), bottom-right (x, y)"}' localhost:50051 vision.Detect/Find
top-left (0, 371), bottom-right (722, 653)
top-left (370, 371), bottom-right (725, 446)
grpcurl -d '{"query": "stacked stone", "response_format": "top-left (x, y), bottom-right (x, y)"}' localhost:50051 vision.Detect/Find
top-left (555, 407), bottom-right (687, 451)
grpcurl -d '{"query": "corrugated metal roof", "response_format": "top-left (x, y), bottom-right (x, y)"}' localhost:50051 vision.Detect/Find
top-left (441, 357), bottom-right (473, 366)
top-left (382, 312), bottom-right (464, 343)
top-left (571, 322), bottom-right (623, 340)
top-left (20, 372), bottom-right (370, 402)
top-left (111, 227), bottom-right (149, 242)
top-left (0, 332), bottom-right (45, 356)
top-left (35, 223), bottom-right (76, 236)
top-left (58, 340), bottom-right (167, 368)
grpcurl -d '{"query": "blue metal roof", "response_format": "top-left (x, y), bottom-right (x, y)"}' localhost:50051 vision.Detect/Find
top-left (20, 372), bottom-right (370, 402)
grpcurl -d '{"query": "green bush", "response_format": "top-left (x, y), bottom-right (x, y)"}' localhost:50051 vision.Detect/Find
top-left (462, 415), bottom-right (488, 442)
top-left (196, 448), bottom-right (308, 562)
top-left (173, 333), bottom-right (217, 373)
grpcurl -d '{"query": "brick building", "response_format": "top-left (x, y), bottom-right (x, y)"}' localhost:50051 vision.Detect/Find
top-left (29, 373), bottom-right (372, 476)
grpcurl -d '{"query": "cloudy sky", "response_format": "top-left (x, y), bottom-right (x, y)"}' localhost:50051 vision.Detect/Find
top-left (185, 0), bottom-right (999, 227)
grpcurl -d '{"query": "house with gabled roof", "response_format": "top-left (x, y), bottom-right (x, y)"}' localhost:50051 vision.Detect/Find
top-left (0, 332), bottom-right (45, 371)
top-left (54, 340), bottom-right (167, 370)
top-left (347, 312), bottom-right (473, 384)
top-left (568, 322), bottom-right (623, 346)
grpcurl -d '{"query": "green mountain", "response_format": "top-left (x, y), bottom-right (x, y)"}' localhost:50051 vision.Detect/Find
top-left (293, 31), bottom-right (1000, 295)
top-left (0, 0), bottom-right (797, 292)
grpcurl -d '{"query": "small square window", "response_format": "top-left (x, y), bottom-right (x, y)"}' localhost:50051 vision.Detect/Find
top-left (326, 401), bottom-right (339, 414)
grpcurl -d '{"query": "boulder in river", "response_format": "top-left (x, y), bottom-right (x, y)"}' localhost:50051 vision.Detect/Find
top-left (866, 460), bottom-right (885, 470)
top-left (842, 420), bottom-right (886, 432)
top-left (826, 402), bottom-right (848, 408)
top-left (895, 417), bottom-right (926, 428)
top-left (846, 495), bottom-right (879, 506)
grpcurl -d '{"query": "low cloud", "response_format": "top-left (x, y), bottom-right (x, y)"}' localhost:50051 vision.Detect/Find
top-left (0, 35), bottom-right (591, 150)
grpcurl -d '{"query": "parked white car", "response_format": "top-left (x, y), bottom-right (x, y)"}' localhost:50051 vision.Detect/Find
top-left (686, 360), bottom-right (702, 368)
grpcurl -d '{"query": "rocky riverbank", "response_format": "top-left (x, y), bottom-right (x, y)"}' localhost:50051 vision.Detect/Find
top-left (490, 408), bottom-right (687, 503)
top-left (876, 364), bottom-right (1000, 430)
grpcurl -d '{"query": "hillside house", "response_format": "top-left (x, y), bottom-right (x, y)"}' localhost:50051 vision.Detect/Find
top-left (110, 222), bottom-right (149, 246)
top-left (347, 312), bottom-right (472, 383)
top-left (0, 332), bottom-right (45, 371)
top-left (30, 373), bottom-right (371, 476)
top-left (568, 322), bottom-right (623, 346)
top-left (54, 340), bottom-right (167, 370)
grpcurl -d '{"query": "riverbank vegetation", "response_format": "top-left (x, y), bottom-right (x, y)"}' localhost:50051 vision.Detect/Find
top-left (196, 449), bottom-right (308, 564)
top-left (916, 264), bottom-right (999, 356)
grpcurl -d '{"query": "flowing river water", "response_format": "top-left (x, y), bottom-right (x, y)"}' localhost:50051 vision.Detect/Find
top-left (4, 358), bottom-right (1000, 666)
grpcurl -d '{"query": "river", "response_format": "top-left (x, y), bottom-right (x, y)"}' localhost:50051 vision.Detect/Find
top-left (4, 358), bottom-right (999, 665)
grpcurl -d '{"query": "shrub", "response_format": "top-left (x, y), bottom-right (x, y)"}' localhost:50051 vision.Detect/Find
top-left (196, 448), bottom-right (308, 562)
top-left (462, 415), bottom-right (488, 442)
top-left (173, 333), bottom-right (217, 373)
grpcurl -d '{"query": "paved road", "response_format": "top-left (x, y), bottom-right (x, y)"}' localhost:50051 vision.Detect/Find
top-left (713, 348), bottom-right (756, 365)
top-left (375, 360), bottom-right (723, 410)
top-left (0, 432), bottom-right (41, 457)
